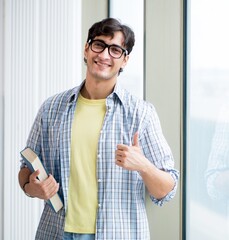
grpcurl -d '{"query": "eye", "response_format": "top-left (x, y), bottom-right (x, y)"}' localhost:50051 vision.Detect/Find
top-left (110, 46), bottom-right (122, 54)
top-left (92, 41), bottom-right (105, 49)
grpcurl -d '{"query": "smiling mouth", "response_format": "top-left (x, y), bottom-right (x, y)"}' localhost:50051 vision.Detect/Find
top-left (95, 60), bottom-right (111, 67)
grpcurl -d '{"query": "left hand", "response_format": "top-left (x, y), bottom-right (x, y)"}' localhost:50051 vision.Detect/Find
top-left (115, 132), bottom-right (148, 171)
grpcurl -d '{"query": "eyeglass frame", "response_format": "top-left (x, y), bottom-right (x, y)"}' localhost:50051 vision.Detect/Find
top-left (87, 39), bottom-right (129, 59)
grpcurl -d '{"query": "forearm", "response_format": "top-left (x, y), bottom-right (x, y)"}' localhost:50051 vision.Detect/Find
top-left (18, 167), bottom-right (32, 191)
top-left (140, 161), bottom-right (175, 200)
top-left (116, 139), bottom-right (176, 199)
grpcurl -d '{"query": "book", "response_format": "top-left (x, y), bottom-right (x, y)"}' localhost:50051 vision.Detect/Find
top-left (20, 147), bottom-right (63, 213)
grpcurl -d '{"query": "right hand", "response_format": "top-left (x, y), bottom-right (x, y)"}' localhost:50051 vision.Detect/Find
top-left (25, 170), bottom-right (59, 200)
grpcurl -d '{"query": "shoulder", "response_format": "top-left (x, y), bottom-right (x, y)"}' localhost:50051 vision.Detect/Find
top-left (46, 87), bottom-right (77, 106)
top-left (37, 87), bottom-right (78, 118)
top-left (115, 87), bottom-right (158, 131)
top-left (43, 87), bottom-right (77, 110)
top-left (120, 88), bottom-right (156, 115)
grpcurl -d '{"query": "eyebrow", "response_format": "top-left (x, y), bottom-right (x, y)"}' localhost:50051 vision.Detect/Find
top-left (94, 39), bottom-right (124, 48)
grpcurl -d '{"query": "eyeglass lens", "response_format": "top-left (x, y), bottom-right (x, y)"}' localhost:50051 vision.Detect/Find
top-left (90, 40), bottom-right (125, 59)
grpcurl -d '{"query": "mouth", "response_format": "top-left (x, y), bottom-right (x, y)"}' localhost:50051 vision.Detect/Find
top-left (94, 60), bottom-right (112, 68)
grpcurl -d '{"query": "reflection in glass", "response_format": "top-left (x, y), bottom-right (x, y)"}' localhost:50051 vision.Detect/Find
top-left (186, 0), bottom-right (229, 239)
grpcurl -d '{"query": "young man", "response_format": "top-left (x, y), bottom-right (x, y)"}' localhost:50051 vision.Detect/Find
top-left (18, 18), bottom-right (179, 240)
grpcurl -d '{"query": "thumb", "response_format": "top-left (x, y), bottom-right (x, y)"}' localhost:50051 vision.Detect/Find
top-left (132, 132), bottom-right (139, 147)
top-left (30, 169), bottom-right (40, 181)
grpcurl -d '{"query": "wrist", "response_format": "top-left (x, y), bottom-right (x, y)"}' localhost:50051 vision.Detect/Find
top-left (138, 157), bottom-right (151, 173)
top-left (22, 182), bottom-right (34, 198)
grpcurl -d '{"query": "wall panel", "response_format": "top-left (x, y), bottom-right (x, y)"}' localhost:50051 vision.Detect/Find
top-left (0, 0), bottom-right (4, 238)
top-left (3, 1), bottom-right (81, 239)
top-left (145, 0), bottom-right (182, 239)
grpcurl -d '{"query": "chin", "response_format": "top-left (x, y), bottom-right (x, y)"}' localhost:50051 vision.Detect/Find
top-left (94, 72), bottom-right (117, 81)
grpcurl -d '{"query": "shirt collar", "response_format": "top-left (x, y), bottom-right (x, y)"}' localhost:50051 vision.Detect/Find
top-left (66, 81), bottom-right (85, 103)
top-left (111, 82), bottom-right (128, 109)
top-left (66, 80), bottom-right (128, 110)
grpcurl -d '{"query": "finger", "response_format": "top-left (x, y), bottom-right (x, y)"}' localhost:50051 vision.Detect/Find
top-left (41, 181), bottom-right (59, 200)
top-left (115, 149), bottom-right (125, 156)
top-left (132, 132), bottom-right (139, 147)
top-left (117, 144), bottom-right (128, 150)
top-left (47, 182), bottom-right (59, 196)
top-left (30, 169), bottom-right (40, 181)
top-left (43, 174), bottom-right (57, 187)
top-left (115, 159), bottom-right (123, 166)
top-left (115, 155), bottom-right (123, 161)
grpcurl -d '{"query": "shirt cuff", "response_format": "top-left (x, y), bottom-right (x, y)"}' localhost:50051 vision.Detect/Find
top-left (150, 171), bottom-right (179, 206)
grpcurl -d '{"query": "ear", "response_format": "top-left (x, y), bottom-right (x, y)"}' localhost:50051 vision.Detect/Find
top-left (84, 42), bottom-right (89, 59)
top-left (121, 55), bottom-right (129, 69)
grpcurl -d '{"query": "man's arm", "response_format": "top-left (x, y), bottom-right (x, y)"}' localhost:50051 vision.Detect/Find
top-left (214, 170), bottom-right (229, 196)
top-left (115, 132), bottom-right (175, 200)
top-left (18, 167), bottom-right (32, 193)
top-left (137, 161), bottom-right (175, 199)
top-left (18, 167), bottom-right (59, 200)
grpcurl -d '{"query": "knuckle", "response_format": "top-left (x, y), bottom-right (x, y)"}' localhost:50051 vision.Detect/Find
top-left (122, 152), bottom-right (128, 157)
top-left (43, 190), bottom-right (50, 199)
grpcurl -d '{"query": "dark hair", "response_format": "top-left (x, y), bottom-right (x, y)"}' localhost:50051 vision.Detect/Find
top-left (87, 18), bottom-right (135, 55)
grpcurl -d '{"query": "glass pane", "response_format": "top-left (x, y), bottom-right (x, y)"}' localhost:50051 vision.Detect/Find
top-left (186, 0), bottom-right (229, 239)
top-left (109, 0), bottom-right (144, 99)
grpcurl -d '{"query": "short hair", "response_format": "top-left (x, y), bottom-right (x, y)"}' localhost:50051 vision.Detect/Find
top-left (86, 18), bottom-right (135, 55)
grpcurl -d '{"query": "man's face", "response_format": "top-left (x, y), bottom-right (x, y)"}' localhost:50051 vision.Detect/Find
top-left (84, 31), bottom-right (129, 82)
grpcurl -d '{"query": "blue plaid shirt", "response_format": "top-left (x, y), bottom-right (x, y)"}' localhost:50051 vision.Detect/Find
top-left (22, 81), bottom-right (179, 240)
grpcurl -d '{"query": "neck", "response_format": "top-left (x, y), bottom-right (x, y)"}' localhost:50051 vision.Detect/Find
top-left (80, 79), bottom-right (116, 99)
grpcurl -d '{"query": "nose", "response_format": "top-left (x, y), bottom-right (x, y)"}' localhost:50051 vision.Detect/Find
top-left (98, 46), bottom-right (110, 58)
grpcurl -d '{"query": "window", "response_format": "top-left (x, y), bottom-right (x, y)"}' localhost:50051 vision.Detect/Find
top-left (109, 0), bottom-right (144, 99)
top-left (185, 0), bottom-right (229, 239)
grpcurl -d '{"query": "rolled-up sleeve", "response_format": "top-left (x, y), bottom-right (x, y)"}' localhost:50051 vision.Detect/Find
top-left (140, 105), bottom-right (179, 206)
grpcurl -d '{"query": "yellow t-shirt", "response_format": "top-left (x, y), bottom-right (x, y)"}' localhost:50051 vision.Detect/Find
top-left (64, 94), bottom-right (106, 233)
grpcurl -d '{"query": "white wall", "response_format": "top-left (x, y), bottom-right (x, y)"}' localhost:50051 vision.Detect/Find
top-left (0, 0), bottom-right (4, 239)
top-left (2, 1), bottom-right (81, 239)
top-left (81, 0), bottom-right (108, 77)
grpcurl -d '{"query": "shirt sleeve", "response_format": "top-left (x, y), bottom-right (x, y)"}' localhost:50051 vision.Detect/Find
top-left (20, 102), bottom-right (44, 169)
top-left (139, 105), bottom-right (179, 206)
top-left (205, 105), bottom-right (229, 200)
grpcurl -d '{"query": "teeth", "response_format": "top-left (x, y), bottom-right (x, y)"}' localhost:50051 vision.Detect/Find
top-left (99, 63), bottom-right (107, 66)
top-left (96, 61), bottom-right (110, 67)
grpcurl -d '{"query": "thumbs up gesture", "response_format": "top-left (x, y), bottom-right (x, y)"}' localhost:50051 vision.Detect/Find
top-left (115, 132), bottom-right (148, 172)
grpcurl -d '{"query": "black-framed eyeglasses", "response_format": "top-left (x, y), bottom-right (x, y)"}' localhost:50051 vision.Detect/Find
top-left (88, 39), bottom-right (128, 59)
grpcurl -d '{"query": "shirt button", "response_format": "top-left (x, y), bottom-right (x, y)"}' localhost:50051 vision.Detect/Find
top-left (98, 179), bottom-right (102, 182)
top-left (98, 203), bottom-right (101, 208)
